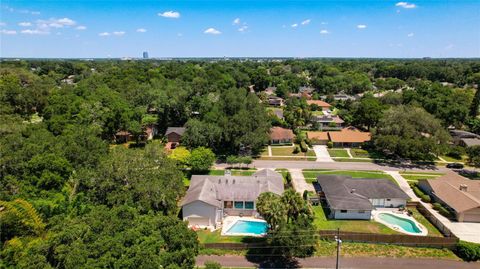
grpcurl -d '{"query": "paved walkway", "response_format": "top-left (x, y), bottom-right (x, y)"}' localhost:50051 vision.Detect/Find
top-left (345, 148), bottom-right (353, 158)
top-left (196, 255), bottom-right (478, 269)
top-left (268, 146), bottom-right (272, 157)
top-left (312, 145), bottom-right (334, 162)
top-left (384, 171), bottom-right (419, 202)
top-left (288, 168), bottom-right (315, 194)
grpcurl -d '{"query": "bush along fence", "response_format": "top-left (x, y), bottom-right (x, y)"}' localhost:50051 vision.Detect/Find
top-left (413, 202), bottom-right (457, 237)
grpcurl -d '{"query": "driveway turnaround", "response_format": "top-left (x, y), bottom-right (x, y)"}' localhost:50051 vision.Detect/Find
top-left (196, 255), bottom-right (478, 269)
top-left (288, 168), bottom-right (315, 194)
top-left (313, 145), bottom-right (334, 162)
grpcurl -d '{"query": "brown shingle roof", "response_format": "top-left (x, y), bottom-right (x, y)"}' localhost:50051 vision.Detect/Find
top-left (307, 131), bottom-right (329, 141)
top-left (307, 100), bottom-right (332, 108)
top-left (269, 127), bottom-right (294, 141)
top-left (328, 129), bottom-right (371, 143)
top-left (423, 173), bottom-right (480, 213)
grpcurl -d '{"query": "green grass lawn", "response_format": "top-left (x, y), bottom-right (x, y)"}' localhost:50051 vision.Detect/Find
top-left (197, 230), bottom-right (246, 244)
top-left (303, 170), bottom-right (396, 184)
top-left (208, 169), bottom-right (256, 176)
top-left (275, 168), bottom-right (289, 183)
top-left (270, 146), bottom-right (316, 157)
top-left (327, 149), bottom-right (350, 158)
top-left (334, 158), bottom-right (374, 163)
top-left (439, 155), bottom-right (468, 163)
top-left (312, 206), bottom-right (400, 235)
top-left (408, 207), bottom-right (443, 237)
top-left (350, 148), bottom-right (385, 159)
top-left (258, 156), bottom-right (317, 161)
top-left (315, 241), bottom-right (458, 260)
top-left (399, 172), bottom-right (444, 183)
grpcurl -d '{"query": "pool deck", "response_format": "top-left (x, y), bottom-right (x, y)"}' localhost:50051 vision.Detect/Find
top-left (220, 216), bottom-right (267, 237)
top-left (373, 210), bottom-right (428, 236)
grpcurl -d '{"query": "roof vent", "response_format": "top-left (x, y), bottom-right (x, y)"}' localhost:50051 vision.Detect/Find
top-left (233, 179), bottom-right (235, 184)
top-left (225, 179), bottom-right (228, 184)
top-left (459, 184), bottom-right (468, 192)
top-left (350, 188), bottom-right (356, 193)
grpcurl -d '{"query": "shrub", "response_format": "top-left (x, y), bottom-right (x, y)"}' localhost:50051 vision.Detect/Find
top-left (293, 146), bottom-right (300, 154)
top-left (327, 141), bottom-right (333, 148)
top-left (446, 146), bottom-right (465, 160)
top-left (286, 172), bottom-right (292, 186)
top-left (455, 241), bottom-right (480, 262)
top-left (204, 261), bottom-right (222, 269)
top-left (300, 141), bottom-right (308, 152)
top-left (421, 195), bottom-right (431, 203)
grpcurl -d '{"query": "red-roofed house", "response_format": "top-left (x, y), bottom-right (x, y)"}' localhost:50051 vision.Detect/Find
top-left (269, 127), bottom-right (295, 145)
top-left (307, 100), bottom-right (332, 111)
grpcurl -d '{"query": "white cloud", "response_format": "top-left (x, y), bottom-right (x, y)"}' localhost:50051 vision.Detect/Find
top-left (112, 31), bottom-right (125, 36)
top-left (21, 29), bottom-right (49, 35)
top-left (57, 18), bottom-right (75, 26)
top-left (357, 24), bottom-right (367, 29)
top-left (0, 22), bottom-right (6, 26)
top-left (301, 19), bottom-right (311, 25)
top-left (321, 21), bottom-right (328, 25)
top-left (233, 18), bottom-right (240, 25)
top-left (204, 28), bottom-right (221, 35)
top-left (37, 18), bottom-right (76, 29)
top-left (31, 11), bottom-right (41, 15)
top-left (320, 29), bottom-right (330, 34)
top-left (158, 11), bottom-right (180, 18)
top-left (407, 32), bottom-right (414, 37)
top-left (136, 28), bottom-right (147, 33)
top-left (1, 29), bottom-right (17, 35)
top-left (238, 25), bottom-right (248, 32)
top-left (396, 2), bottom-right (417, 9)
top-left (99, 32), bottom-right (110, 36)
top-left (76, 25), bottom-right (86, 30)
top-left (18, 22), bottom-right (32, 27)
top-left (291, 23), bottom-right (298, 28)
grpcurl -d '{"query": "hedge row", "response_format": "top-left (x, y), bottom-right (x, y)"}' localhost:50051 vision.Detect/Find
top-left (455, 241), bottom-right (480, 262)
top-left (433, 203), bottom-right (453, 219)
top-left (411, 185), bottom-right (431, 203)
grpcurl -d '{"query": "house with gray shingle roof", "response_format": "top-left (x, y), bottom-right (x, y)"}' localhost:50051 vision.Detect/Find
top-left (317, 175), bottom-right (409, 220)
top-left (181, 169), bottom-right (284, 228)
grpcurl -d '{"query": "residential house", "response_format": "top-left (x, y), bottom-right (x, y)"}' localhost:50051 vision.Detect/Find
top-left (306, 100), bottom-right (332, 112)
top-left (144, 124), bottom-right (159, 140)
top-left (181, 169), bottom-right (284, 227)
top-left (317, 175), bottom-right (409, 220)
top-left (419, 174), bottom-right (480, 222)
top-left (320, 93), bottom-right (358, 101)
top-left (328, 128), bottom-right (371, 147)
top-left (306, 131), bottom-right (329, 145)
top-left (115, 130), bottom-right (132, 143)
top-left (289, 91), bottom-right (312, 100)
top-left (450, 130), bottom-right (480, 148)
top-left (299, 86), bottom-right (315, 94)
top-left (264, 86), bottom-right (277, 96)
top-left (165, 127), bottom-right (186, 149)
top-left (269, 127), bottom-right (295, 144)
top-left (312, 115), bottom-right (344, 130)
top-left (268, 96), bottom-right (285, 107)
top-left (269, 108), bottom-right (284, 120)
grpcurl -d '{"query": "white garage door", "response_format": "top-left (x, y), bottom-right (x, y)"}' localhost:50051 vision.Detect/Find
top-left (187, 217), bottom-right (210, 226)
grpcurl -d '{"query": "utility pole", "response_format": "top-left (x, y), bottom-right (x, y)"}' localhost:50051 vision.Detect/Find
top-left (335, 228), bottom-right (342, 269)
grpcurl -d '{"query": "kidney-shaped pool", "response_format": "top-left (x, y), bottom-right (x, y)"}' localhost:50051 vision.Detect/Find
top-left (375, 212), bottom-right (427, 236)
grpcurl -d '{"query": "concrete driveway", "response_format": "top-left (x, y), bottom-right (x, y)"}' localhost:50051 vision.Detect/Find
top-left (288, 168), bottom-right (315, 194)
top-left (312, 145), bottom-right (334, 162)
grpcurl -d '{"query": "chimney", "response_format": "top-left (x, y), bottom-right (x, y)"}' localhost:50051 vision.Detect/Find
top-left (459, 184), bottom-right (468, 192)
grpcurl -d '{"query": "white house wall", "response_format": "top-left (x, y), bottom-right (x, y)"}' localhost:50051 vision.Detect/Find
top-left (334, 209), bottom-right (372, 220)
top-left (182, 200), bottom-right (218, 226)
top-left (368, 198), bottom-right (406, 208)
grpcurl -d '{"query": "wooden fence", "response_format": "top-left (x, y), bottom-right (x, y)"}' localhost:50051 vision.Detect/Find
top-left (204, 230), bottom-right (458, 250)
top-left (410, 202), bottom-right (457, 238)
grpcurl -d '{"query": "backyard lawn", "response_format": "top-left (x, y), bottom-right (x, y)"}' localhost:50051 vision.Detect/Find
top-left (303, 169), bottom-right (396, 184)
top-left (408, 207), bottom-right (443, 237)
top-left (327, 149), bottom-right (350, 158)
top-left (312, 206), bottom-right (400, 235)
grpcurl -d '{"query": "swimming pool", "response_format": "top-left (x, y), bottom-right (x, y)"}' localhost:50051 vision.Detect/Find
top-left (224, 220), bottom-right (268, 236)
top-left (376, 212), bottom-right (426, 235)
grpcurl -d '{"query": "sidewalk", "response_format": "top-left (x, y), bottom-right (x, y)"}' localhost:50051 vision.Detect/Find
top-left (312, 145), bottom-right (334, 162)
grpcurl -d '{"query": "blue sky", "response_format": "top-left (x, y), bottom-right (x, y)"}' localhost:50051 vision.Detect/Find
top-left (0, 0), bottom-right (479, 58)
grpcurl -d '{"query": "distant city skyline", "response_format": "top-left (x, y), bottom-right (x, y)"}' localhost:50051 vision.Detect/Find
top-left (0, 0), bottom-right (479, 58)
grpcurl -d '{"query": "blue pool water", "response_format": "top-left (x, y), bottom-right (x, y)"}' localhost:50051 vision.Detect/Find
top-left (226, 220), bottom-right (268, 235)
top-left (378, 213), bottom-right (422, 234)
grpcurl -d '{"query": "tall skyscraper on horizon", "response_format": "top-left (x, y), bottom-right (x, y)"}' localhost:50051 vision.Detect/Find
top-left (143, 51), bottom-right (149, 59)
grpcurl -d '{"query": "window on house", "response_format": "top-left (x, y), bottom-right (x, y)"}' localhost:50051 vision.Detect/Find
top-left (224, 201), bottom-right (233, 209)
top-left (234, 201), bottom-right (244, 209)
top-left (340, 210), bottom-right (348, 213)
top-left (245, 201), bottom-right (254, 209)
